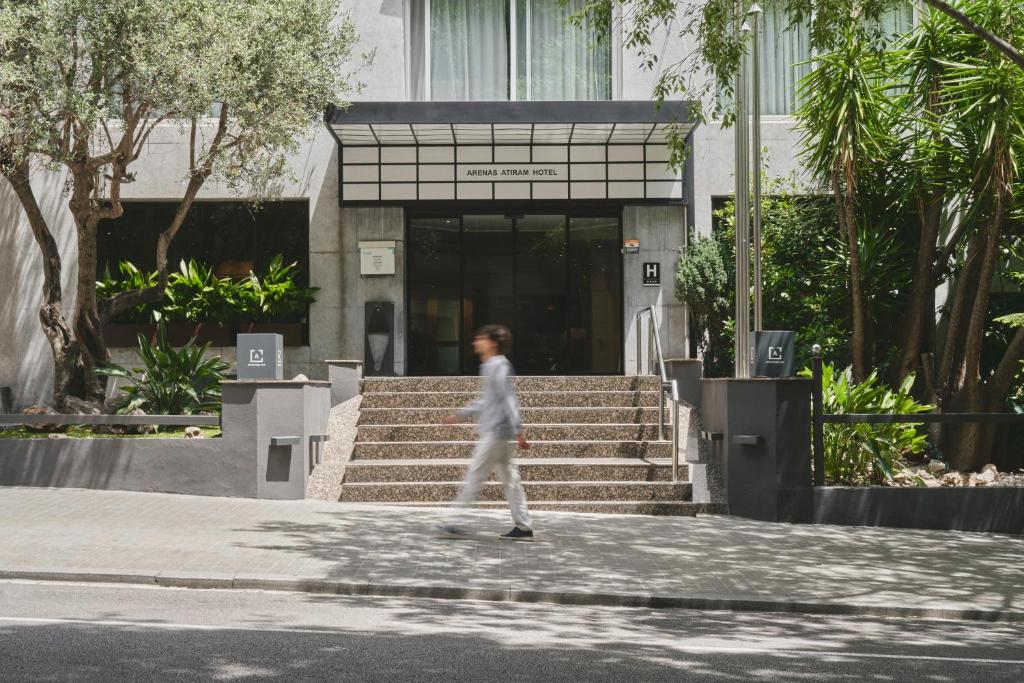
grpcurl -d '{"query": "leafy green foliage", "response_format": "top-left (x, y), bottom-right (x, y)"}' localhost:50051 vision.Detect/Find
top-left (690, 178), bottom-right (848, 376)
top-left (96, 322), bottom-right (230, 416)
top-left (103, 255), bottom-right (317, 324)
top-left (676, 234), bottom-right (729, 367)
top-left (802, 363), bottom-right (932, 485)
top-left (248, 255), bottom-right (318, 322)
top-left (161, 260), bottom-right (251, 323)
top-left (96, 262), bottom-right (159, 323)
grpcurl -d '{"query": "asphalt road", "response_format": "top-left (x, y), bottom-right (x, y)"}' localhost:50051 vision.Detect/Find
top-left (1, 580), bottom-right (1022, 681)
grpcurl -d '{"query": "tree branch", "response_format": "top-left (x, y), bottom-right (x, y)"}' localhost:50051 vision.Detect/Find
top-left (990, 326), bottom-right (1024, 400)
top-left (925, 0), bottom-right (1024, 71)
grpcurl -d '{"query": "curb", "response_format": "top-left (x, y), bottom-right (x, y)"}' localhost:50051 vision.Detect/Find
top-left (1, 568), bottom-right (1020, 624)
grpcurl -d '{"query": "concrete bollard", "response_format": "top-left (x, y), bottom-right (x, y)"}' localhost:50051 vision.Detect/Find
top-left (325, 360), bottom-right (364, 407)
top-left (221, 379), bottom-right (331, 500)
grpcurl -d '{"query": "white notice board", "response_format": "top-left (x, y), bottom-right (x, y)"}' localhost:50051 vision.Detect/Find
top-left (359, 241), bottom-right (396, 276)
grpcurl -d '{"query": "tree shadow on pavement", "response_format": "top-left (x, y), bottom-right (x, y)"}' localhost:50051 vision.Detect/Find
top-left (2, 594), bottom-right (1024, 681)
top-left (234, 505), bottom-right (1024, 615)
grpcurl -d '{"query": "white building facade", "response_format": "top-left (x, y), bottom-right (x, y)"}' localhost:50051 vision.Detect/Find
top-left (1, 0), bottom-right (830, 407)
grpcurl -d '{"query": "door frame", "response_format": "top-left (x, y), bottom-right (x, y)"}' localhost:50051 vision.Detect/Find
top-left (404, 202), bottom-right (625, 375)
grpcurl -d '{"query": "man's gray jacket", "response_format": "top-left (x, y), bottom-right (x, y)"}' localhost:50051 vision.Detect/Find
top-left (458, 355), bottom-right (523, 439)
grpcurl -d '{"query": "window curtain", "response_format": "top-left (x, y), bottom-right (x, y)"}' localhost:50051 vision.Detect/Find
top-left (758, 2), bottom-right (811, 115)
top-left (429, 0), bottom-right (509, 101)
top-left (527, 0), bottom-right (612, 100)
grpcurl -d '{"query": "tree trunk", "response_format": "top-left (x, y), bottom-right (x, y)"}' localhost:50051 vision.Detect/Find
top-left (832, 167), bottom-right (868, 382)
top-left (895, 195), bottom-right (941, 383)
top-left (1, 160), bottom-right (92, 410)
top-left (948, 197), bottom-right (1006, 471)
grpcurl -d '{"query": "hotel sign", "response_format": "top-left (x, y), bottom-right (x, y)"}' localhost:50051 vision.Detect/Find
top-left (456, 164), bottom-right (568, 182)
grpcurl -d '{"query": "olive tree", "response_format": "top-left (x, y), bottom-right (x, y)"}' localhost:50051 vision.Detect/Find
top-left (0, 0), bottom-right (359, 409)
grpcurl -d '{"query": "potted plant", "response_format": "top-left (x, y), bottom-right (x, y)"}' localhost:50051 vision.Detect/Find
top-left (237, 255), bottom-right (317, 346)
top-left (97, 262), bottom-right (162, 346)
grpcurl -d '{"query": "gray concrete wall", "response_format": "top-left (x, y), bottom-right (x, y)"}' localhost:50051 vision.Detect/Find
top-left (623, 205), bottom-right (687, 374)
top-left (0, 380), bottom-right (331, 499)
top-left (0, 437), bottom-right (256, 498)
top-left (339, 206), bottom-right (406, 374)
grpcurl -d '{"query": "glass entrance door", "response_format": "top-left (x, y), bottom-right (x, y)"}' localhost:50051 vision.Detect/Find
top-left (407, 211), bottom-right (622, 375)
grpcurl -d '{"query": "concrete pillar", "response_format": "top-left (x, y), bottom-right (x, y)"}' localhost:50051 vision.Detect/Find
top-left (340, 207), bottom-right (406, 375)
top-left (698, 378), bottom-right (813, 522)
top-left (622, 205), bottom-right (686, 375)
top-left (666, 358), bottom-right (703, 408)
top-left (221, 379), bottom-right (331, 500)
top-left (326, 360), bottom-right (363, 406)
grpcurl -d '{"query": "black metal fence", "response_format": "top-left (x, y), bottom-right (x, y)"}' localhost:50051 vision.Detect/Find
top-left (809, 346), bottom-right (1024, 486)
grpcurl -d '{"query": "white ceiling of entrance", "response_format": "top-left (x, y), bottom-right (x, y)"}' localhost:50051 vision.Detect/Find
top-left (329, 122), bottom-right (685, 146)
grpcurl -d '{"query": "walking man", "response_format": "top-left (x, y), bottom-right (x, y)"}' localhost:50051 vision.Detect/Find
top-left (439, 324), bottom-right (534, 541)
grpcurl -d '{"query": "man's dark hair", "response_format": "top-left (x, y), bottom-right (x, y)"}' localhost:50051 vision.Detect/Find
top-left (475, 324), bottom-right (513, 355)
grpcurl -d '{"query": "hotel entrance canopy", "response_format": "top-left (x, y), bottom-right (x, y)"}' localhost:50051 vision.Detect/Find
top-left (324, 100), bottom-right (697, 204)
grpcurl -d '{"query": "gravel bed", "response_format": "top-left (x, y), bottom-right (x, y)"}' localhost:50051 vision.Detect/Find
top-left (306, 396), bottom-right (361, 501)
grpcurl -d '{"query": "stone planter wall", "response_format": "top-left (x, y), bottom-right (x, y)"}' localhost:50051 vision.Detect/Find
top-left (813, 486), bottom-right (1024, 534)
top-left (0, 379), bottom-right (330, 500)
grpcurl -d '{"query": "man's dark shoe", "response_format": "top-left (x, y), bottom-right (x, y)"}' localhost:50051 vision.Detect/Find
top-left (500, 527), bottom-right (534, 542)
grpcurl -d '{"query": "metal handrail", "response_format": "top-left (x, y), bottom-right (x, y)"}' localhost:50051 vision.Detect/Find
top-left (635, 306), bottom-right (682, 482)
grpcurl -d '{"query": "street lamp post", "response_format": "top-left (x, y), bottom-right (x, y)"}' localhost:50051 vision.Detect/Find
top-left (734, 6), bottom-right (752, 378)
top-left (750, 4), bottom-right (763, 333)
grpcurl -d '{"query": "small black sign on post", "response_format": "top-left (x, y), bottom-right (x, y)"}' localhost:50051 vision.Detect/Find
top-left (642, 262), bottom-right (661, 286)
top-left (751, 330), bottom-right (796, 377)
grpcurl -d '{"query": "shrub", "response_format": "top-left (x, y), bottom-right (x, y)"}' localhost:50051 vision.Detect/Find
top-left (801, 362), bottom-right (932, 485)
top-left (676, 233), bottom-right (730, 368)
top-left (101, 255), bottom-right (316, 324)
top-left (96, 262), bottom-right (159, 323)
top-left (248, 254), bottom-right (318, 321)
top-left (96, 321), bottom-right (230, 416)
top-left (161, 259), bottom-right (252, 323)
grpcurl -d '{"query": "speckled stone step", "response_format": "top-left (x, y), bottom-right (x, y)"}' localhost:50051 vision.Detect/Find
top-left (357, 407), bottom-right (662, 426)
top-left (351, 440), bottom-right (673, 460)
top-left (360, 391), bottom-right (661, 409)
top-left (361, 376), bottom-right (661, 394)
top-left (358, 501), bottom-right (723, 516)
top-left (343, 458), bottom-right (681, 483)
top-left (356, 424), bottom-right (662, 443)
top-left (338, 481), bottom-right (691, 503)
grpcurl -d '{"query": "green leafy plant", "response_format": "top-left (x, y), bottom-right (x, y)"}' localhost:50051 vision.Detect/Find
top-left (248, 254), bottom-right (318, 321)
top-left (96, 321), bottom-right (231, 416)
top-left (101, 255), bottom-right (315, 324)
top-left (676, 233), bottom-right (729, 369)
top-left (96, 262), bottom-right (159, 323)
top-left (801, 362), bottom-right (932, 485)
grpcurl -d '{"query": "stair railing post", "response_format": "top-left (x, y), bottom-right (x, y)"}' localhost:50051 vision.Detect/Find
top-left (648, 318), bottom-right (654, 376)
top-left (811, 344), bottom-right (825, 487)
top-left (635, 314), bottom-right (642, 376)
top-left (658, 383), bottom-right (665, 441)
top-left (671, 397), bottom-right (679, 482)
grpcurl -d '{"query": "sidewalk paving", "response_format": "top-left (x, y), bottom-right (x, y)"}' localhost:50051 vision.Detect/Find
top-left (0, 487), bottom-right (1021, 622)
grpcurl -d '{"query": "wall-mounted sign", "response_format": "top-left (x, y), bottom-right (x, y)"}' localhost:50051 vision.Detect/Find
top-left (359, 241), bottom-right (396, 276)
top-left (623, 239), bottom-right (640, 254)
top-left (236, 333), bottom-right (284, 380)
top-left (642, 262), bottom-right (661, 286)
top-left (456, 164), bottom-right (567, 182)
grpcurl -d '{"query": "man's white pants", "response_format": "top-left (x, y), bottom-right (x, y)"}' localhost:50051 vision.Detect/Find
top-left (451, 433), bottom-right (532, 531)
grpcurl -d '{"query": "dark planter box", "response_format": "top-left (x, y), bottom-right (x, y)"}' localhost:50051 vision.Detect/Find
top-left (814, 486), bottom-right (1024, 534)
top-left (236, 322), bottom-right (305, 347)
top-left (104, 322), bottom-right (304, 348)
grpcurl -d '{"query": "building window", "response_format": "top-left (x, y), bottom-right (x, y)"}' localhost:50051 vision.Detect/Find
top-left (410, 0), bottom-right (612, 101)
top-left (726, 1), bottom-right (914, 116)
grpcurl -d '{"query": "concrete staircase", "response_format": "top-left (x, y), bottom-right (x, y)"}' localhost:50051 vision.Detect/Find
top-left (339, 375), bottom-right (706, 515)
